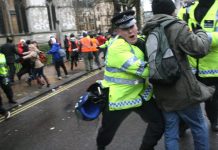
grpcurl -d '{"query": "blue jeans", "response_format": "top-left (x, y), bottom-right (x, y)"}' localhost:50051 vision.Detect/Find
top-left (163, 103), bottom-right (209, 150)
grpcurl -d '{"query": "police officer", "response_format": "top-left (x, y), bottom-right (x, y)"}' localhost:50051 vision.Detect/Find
top-left (0, 53), bottom-right (17, 104)
top-left (96, 10), bottom-right (164, 150)
top-left (178, 0), bottom-right (218, 132)
top-left (0, 37), bottom-right (19, 83)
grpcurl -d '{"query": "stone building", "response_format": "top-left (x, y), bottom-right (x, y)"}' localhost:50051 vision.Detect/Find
top-left (93, 0), bottom-right (114, 33)
top-left (0, 0), bottom-right (77, 45)
top-left (0, 0), bottom-right (182, 45)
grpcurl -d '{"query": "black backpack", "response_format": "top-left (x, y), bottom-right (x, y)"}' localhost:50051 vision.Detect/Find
top-left (146, 19), bottom-right (181, 85)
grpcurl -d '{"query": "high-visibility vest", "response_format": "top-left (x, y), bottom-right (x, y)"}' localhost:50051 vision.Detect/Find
top-left (90, 38), bottom-right (99, 52)
top-left (0, 53), bottom-right (8, 77)
top-left (101, 36), bottom-right (152, 111)
top-left (178, 1), bottom-right (218, 77)
top-left (79, 37), bottom-right (92, 52)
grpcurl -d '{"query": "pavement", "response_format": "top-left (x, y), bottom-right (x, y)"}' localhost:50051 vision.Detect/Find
top-left (2, 59), bottom-right (104, 110)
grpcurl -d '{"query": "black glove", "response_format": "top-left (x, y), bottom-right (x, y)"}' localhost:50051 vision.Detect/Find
top-left (191, 23), bottom-right (202, 33)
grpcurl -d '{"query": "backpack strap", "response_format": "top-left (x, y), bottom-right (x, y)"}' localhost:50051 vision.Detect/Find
top-left (160, 19), bottom-right (178, 29)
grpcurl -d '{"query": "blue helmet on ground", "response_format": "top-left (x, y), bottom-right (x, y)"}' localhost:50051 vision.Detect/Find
top-left (74, 82), bottom-right (106, 121)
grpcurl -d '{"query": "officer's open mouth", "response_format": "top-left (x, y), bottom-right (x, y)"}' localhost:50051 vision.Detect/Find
top-left (129, 35), bottom-right (135, 39)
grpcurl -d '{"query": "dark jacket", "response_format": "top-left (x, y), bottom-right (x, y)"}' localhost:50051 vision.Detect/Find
top-left (143, 14), bottom-right (215, 112)
top-left (0, 43), bottom-right (18, 64)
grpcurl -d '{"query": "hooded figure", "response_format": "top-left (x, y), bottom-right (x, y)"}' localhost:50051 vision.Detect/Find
top-left (142, 0), bottom-right (215, 149)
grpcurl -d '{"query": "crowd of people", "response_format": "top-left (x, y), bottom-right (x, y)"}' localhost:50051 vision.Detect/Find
top-left (0, 30), bottom-right (110, 119)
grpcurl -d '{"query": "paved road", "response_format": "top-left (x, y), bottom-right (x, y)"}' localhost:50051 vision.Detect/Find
top-left (0, 71), bottom-right (217, 150)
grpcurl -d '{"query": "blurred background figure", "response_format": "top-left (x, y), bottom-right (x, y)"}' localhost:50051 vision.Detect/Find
top-left (0, 52), bottom-right (17, 104)
top-left (16, 39), bottom-right (33, 82)
top-left (96, 32), bottom-right (107, 59)
top-left (64, 34), bottom-right (70, 61)
top-left (90, 34), bottom-right (101, 69)
top-left (0, 37), bottom-right (19, 84)
top-left (78, 32), bottom-right (94, 72)
top-left (47, 37), bottom-right (68, 80)
top-left (70, 33), bottom-right (79, 70)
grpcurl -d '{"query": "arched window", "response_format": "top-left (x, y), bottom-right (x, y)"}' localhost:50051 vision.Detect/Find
top-left (46, 0), bottom-right (56, 31)
top-left (14, 0), bottom-right (29, 33)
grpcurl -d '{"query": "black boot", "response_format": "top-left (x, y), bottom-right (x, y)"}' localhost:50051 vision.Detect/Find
top-left (9, 100), bottom-right (17, 104)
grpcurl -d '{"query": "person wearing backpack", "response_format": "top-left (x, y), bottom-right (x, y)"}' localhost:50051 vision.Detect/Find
top-left (47, 38), bottom-right (68, 80)
top-left (142, 0), bottom-right (215, 150)
top-left (96, 10), bottom-right (164, 150)
top-left (178, 0), bottom-right (218, 133)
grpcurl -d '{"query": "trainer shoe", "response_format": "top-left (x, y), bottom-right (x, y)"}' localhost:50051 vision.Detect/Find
top-left (5, 111), bottom-right (11, 119)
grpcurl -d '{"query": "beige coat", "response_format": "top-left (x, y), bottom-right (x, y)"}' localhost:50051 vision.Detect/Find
top-left (22, 44), bottom-right (44, 69)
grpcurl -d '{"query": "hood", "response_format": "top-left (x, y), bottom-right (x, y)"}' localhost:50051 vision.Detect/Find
top-left (142, 14), bottom-right (177, 35)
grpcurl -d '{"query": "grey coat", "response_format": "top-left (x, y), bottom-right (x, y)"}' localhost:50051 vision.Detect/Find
top-left (143, 14), bottom-right (215, 112)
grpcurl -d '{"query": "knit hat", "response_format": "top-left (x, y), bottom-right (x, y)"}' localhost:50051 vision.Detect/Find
top-left (152, 0), bottom-right (176, 15)
top-left (111, 10), bottom-right (136, 29)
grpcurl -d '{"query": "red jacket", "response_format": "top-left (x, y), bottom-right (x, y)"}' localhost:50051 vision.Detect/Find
top-left (96, 35), bottom-right (106, 46)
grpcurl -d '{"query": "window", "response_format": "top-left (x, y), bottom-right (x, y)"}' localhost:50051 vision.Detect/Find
top-left (46, 0), bottom-right (56, 31)
top-left (14, 0), bottom-right (29, 33)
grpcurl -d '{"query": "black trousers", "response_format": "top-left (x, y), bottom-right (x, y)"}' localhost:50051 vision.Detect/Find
top-left (17, 62), bottom-right (33, 79)
top-left (0, 78), bottom-right (14, 102)
top-left (198, 77), bottom-right (218, 124)
top-left (0, 95), bottom-right (7, 115)
top-left (97, 99), bottom-right (164, 150)
top-left (54, 59), bottom-right (68, 77)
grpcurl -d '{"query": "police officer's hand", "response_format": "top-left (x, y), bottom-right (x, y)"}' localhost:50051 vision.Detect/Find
top-left (191, 23), bottom-right (202, 33)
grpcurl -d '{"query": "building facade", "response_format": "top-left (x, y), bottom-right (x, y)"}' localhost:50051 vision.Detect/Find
top-left (0, 0), bottom-right (183, 45)
top-left (0, 0), bottom-right (77, 45)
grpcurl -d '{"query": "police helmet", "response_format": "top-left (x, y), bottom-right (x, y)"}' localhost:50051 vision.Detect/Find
top-left (74, 82), bottom-right (106, 121)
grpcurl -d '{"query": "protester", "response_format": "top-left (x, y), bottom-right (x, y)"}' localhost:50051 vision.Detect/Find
top-left (96, 10), bottom-right (164, 150)
top-left (90, 34), bottom-right (101, 69)
top-left (47, 37), bottom-right (68, 80)
top-left (78, 32), bottom-right (93, 72)
top-left (22, 43), bottom-right (50, 88)
top-left (64, 35), bottom-right (70, 61)
top-left (69, 34), bottom-right (79, 70)
top-left (142, 0), bottom-right (215, 149)
top-left (0, 37), bottom-right (19, 84)
top-left (178, 0), bottom-right (218, 132)
top-left (16, 39), bottom-right (33, 82)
